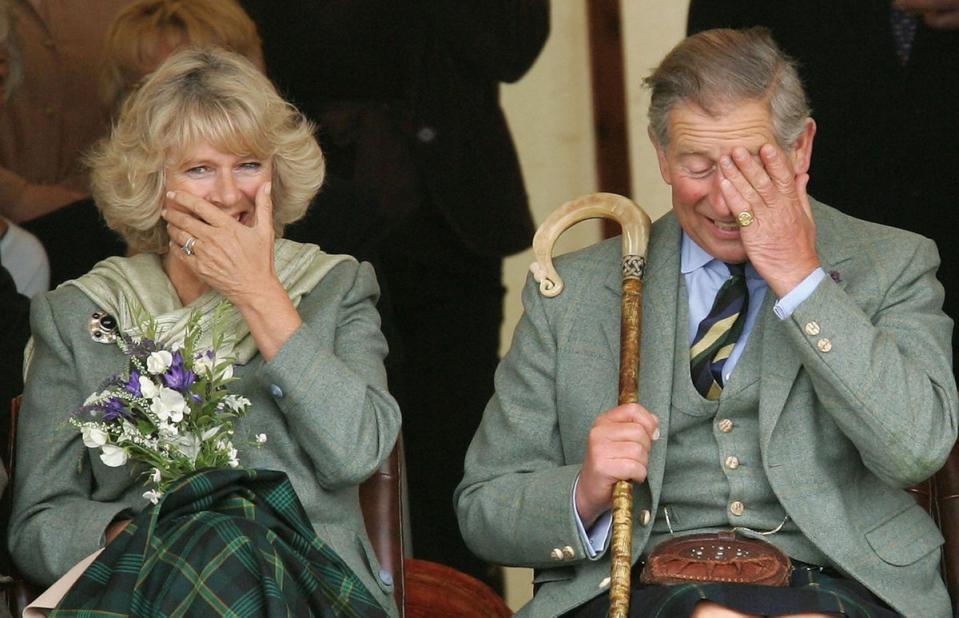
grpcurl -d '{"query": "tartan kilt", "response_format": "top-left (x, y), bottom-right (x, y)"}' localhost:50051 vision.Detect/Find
top-left (50, 468), bottom-right (388, 617)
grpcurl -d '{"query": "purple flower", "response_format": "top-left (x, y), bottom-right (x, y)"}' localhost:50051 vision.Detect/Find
top-left (163, 350), bottom-right (196, 392)
top-left (125, 370), bottom-right (143, 397)
top-left (100, 397), bottom-right (132, 422)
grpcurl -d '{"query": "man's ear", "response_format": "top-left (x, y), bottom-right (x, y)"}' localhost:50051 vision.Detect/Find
top-left (790, 118), bottom-right (816, 175)
top-left (648, 126), bottom-right (672, 185)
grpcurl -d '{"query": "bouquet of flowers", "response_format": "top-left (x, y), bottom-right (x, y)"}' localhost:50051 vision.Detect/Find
top-left (71, 307), bottom-right (265, 504)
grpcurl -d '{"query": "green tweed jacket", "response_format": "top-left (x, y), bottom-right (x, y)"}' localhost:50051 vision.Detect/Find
top-left (9, 258), bottom-right (402, 616)
top-left (456, 200), bottom-right (958, 617)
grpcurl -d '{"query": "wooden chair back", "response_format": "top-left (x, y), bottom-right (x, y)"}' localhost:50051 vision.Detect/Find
top-left (360, 435), bottom-right (406, 610)
top-left (909, 439), bottom-right (959, 605)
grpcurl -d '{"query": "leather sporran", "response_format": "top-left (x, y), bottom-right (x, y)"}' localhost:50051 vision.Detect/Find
top-left (639, 531), bottom-right (792, 586)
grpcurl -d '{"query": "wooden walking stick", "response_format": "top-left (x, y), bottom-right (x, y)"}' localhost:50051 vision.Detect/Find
top-left (530, 193), bottom-right (651, 618)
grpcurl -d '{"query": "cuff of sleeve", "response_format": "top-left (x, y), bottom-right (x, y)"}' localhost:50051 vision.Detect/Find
top-left (68, 502), bottom-right (135, 565)
top-left (257, 320), bottom-right (344, 402)
top-left (572, 475), bottom-right (612, 559)
top-left (774, 267), bottom-right (826, 320)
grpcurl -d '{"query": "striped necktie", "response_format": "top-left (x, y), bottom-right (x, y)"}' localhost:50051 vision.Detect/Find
top-left (690, 263), bottom-right (749, 400)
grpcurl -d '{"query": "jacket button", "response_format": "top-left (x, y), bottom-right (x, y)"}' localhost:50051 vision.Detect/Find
top-left (725, 456), bottom-right (740, 470)
top-left (378, 568), bottom-right (393, 586)
top-left (804, 321), bottom-right (821, 336)
top-left (817, 338), bottom-right (832, 353)
top-left (416, 126), bottom-right (436, 143)
top-left (269, 384), bottom-right (284, 399)
top-left (562, 545), bottom-right (575, 560)
top-left (599, 576), bottom-right (611, 589)
top-left (550, 548), bottom-right (564, 561)
top-left (718, 418), bottom-right (733, 433)
top-left (729, 501), bottom-right (745, 516)
top-left (639, 509), bottom-right (651, 526)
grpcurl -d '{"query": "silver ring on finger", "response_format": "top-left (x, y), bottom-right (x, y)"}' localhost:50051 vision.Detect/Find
top-left (736, 211), bottom-right (755, 228)
top-left (182, 236), bottom-right (197, 256)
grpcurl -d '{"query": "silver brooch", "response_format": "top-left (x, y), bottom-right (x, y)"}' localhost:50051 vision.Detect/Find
top-left (89, 311), bottom-right (118, 344)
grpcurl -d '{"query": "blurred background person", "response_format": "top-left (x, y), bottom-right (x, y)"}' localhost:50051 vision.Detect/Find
top-left (0, 0), bottom-right (130, 223)
top-left (238, 0), bottom-right (550, 588)
top-left (98, 0), bottom-right (263, 112)
top-left (0, 0), bottom-right (47, 298)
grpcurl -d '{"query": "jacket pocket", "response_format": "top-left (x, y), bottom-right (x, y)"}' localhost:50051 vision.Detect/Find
top-left (532, 566), bottom-right (575, 584)
top-left (864, 502), bottom-right (944, 566)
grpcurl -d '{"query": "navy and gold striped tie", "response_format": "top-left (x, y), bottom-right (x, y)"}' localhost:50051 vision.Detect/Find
top-left (690, 263), bottom-right (749, 400)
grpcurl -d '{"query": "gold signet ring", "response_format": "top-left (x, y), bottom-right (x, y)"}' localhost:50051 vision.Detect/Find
top-left (736, 211), bottom-right (754, 228)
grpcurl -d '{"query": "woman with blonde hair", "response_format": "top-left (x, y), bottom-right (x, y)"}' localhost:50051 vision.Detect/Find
top-left (9, 47), bottom-right (399, 616)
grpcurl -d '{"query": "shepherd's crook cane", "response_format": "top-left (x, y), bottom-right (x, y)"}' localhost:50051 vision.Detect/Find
top-left (530, 193), bottom-right (652, 618)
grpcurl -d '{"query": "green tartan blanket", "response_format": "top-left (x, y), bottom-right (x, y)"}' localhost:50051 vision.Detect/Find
top-left (51, 468), bottom-right (388, 617)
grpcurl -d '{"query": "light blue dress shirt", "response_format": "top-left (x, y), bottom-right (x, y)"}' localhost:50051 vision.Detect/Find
top-left (575, 233), bottom-right (826, 557)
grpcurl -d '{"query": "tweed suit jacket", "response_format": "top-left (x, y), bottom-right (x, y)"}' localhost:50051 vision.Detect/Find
top-left (9, 258), bottom-right (402, 615)
top-left (456, 199), bottom-right (958, 617)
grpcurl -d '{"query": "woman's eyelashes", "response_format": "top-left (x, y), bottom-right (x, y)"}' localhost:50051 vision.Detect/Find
top-left (182, 160), bottom-right (263, 178)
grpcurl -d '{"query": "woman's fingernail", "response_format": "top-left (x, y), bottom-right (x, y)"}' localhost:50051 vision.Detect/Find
top-left (652, 428), bottom-right (661, 441)
top-left (166, 191), bottom-right (175, 199)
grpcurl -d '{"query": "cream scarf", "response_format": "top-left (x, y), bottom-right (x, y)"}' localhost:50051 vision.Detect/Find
top-left (25, 239), bottom-right (350, 373)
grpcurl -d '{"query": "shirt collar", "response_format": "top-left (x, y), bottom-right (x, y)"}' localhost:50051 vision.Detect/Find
top-left (680, 232), bottom-right (717, 274)
top-left (680, 232), bottom-right (758, 279)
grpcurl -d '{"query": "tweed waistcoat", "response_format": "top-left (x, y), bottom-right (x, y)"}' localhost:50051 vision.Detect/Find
top-left (646, 288), bottom-right (828, 565)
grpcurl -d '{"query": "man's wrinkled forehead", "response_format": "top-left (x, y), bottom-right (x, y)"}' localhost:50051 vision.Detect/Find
top-left (666, 99), bottom-right (777, 156)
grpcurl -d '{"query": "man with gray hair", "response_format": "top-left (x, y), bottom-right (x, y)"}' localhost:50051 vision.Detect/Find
top-left (456, 28), bottom-right (957, 617)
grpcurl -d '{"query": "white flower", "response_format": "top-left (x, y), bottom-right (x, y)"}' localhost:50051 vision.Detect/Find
top-left (150, 468), bottom-right (162, 483)
top-left (139, 375), bottom-right (160, 399)
top-left (146, 350), bottom-right (173, 374)
top-left (157, 420), bottom-right (179, 437)
top-left (193, 354), bottom-right (214, 376)
top-left (222, 394), bottom-right (251, 413)
top-left (81, 425), bottom-right (109, 448)
top-left (150, 387), bottom-right (187, 423)
top-left (255, 433), bottom-right (268, 445)
top-left (201, 425), bottom-right (221, 441)
top-left (143, 489), bottom-right (162, 505)
top-left (174, 433), bottom-right (201, 463)
top-left (99, 444), bottom-right (128, 467)
top-left (219, 364), bottom-right (234, 381)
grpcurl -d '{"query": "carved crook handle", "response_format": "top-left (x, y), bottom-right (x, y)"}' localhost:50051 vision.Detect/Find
top-left (530, 192), bottom-right (651, 297)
